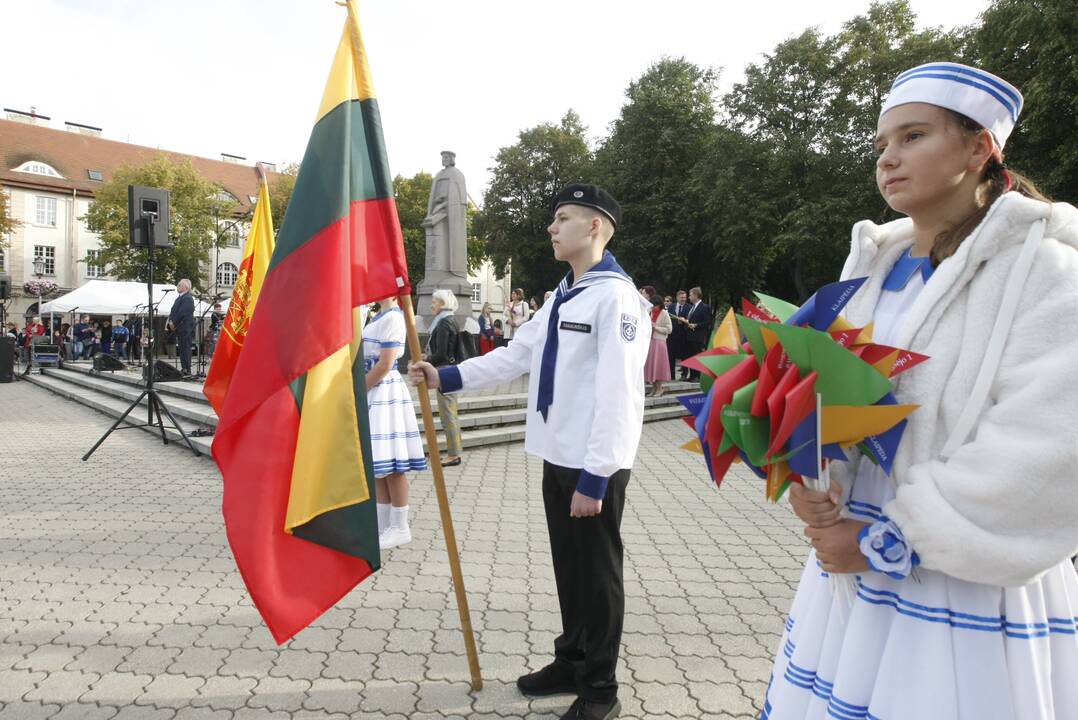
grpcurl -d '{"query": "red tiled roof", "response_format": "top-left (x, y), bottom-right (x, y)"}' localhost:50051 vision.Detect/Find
top-left (0, 119), bottom-right (281, 213)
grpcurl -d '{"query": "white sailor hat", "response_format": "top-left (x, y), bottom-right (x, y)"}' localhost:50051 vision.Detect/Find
top-left (880, 62), bottom-right (1023, 152)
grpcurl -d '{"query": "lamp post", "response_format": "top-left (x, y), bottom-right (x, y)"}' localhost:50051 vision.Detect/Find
top-left (32, 255), bottom-right (45, 372)
top-left (32, 254), bottom-right (45, 319)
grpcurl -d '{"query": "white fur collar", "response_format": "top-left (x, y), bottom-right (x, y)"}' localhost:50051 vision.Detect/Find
top-left (840, 193), bottom-right (1076, 348)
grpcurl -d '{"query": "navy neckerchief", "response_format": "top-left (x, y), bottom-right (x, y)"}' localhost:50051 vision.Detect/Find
top-left (536, 250), bottom-right (631, 421)
top-left (883, 247), bottom-right (935, 291)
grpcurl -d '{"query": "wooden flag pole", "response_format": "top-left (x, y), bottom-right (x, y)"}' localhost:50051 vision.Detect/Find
top-left (399, 293), bottom-right (483, 691)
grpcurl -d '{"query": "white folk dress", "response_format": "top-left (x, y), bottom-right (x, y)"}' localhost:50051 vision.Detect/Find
top-left (362, 307), bottom-right (427, 478)
top-left (762, 268), bottom-right (1078, 720)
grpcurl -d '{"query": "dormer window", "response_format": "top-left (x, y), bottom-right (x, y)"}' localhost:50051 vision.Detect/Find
top-left (88, 170), bottom-right (104, 181)
top-left (15, 161), bottom-right (63, 178)
top-left (216, 190), bottom-right (238, 204)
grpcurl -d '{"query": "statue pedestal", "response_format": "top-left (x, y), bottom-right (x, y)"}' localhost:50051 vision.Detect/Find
top-left (415, 271), bottom-right (479, 335)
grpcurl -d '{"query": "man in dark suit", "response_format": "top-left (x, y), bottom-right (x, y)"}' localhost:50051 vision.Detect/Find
top-left (667, 289), bottom-right (690, 379)
top-left (683, 287), bottom-right (712, 381)
top-left (167, 278), bottom-right (195, 375)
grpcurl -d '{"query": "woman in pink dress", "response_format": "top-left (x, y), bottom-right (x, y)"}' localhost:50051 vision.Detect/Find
top-left (643, 294), bottom-right (672, 396)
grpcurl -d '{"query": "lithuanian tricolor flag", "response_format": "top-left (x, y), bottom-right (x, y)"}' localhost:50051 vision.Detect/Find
top-left (211, 1), bottom-right (411, 644)
top-left (202, 170), bottom-right (275, 416)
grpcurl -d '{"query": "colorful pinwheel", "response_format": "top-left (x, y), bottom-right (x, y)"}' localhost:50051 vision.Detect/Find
top-left (678, 278), bottom-right (928, 502)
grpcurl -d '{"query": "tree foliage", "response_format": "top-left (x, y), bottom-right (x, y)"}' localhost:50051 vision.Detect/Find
top-left (467, 0), bottom-right (1075, 305)
top-left (595, 58), bottom-right (719, 295)
top-left (474, 111), bottom-right (593, 293)
top-left (0, 190), bottom-right (19, 248)
top-left (268, 162), bottom-right (299, 233)
top-left (970, 0), bottom-right (1078, 200)
top-left (82, 155), bottom-right (234, 288)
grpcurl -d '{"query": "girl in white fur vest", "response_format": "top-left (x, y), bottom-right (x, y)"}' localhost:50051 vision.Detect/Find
top-left (762, 62), bottom-right (1078, 720)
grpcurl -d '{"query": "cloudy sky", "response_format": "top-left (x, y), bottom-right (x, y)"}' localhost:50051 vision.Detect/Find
top-left (5, 0), bottom-right (988, 196)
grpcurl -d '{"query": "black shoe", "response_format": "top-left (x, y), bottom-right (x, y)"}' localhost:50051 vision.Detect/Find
top-left (560, 697), bottom-right (621, 720)
top-left (516, 661), bottom-right (576, 697)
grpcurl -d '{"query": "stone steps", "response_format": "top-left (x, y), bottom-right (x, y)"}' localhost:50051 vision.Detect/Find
top-left (27, 361), bottom-right (695, 456)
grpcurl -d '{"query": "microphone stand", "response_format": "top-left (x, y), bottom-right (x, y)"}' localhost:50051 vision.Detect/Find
top-left (66, 306), bottom-right (79, 364)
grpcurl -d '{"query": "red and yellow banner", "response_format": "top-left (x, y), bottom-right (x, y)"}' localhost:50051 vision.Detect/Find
top-left (203, 174), bottom-right (275, 416)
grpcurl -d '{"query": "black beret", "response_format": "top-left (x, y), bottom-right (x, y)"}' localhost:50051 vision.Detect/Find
top-left (551, 183), bottom-right (622, 227)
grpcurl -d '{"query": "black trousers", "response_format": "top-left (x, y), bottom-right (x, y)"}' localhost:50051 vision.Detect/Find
top-left (685, 339), bottom-right (705, 379)
top-left (178, 330), bottom-right (192, 374)
top-left (542, 461), bottom-right (630, 703)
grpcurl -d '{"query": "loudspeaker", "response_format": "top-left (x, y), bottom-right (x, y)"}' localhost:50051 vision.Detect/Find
top-left (143, 359), bottom-right (183, 382)
top-left (93, 354), bottom-right (126, 373)
top-left (128, 185), bottom-right (173, 248)
top-left (0, 336), bottom-right (14, 383)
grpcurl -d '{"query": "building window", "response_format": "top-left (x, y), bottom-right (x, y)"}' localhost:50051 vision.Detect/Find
top-left (36, 197), bottom-right (57, 226)
top-left (217, 262), bottom-right (238, 287)
top-left (0, 249), bottom-right (5, 272)
top-left (15, 161), bottom-right (62, 178)
top-left (34, 246), bottom-right (56, 275)
top-left (86, 250), bottom-right (104, 278)
top-left (87, 170), bottom-right (104, 181)
top-left (470, 283), bottom-right (482, 303)
top-left (225, 224), bottom-right (242, 248)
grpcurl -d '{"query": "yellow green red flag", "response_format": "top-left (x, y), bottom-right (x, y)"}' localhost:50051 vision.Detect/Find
top-left (210, 0), bottom-right (411, 644)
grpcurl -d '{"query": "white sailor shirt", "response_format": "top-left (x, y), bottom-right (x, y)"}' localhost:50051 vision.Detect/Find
top-left (437, 273), bottom-right (651, 499)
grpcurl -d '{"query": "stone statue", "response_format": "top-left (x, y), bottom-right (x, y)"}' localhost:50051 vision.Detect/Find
top-left (421, 151), bottom-right (468, 277)
top-left (416, 151), bottom-right (478, 334)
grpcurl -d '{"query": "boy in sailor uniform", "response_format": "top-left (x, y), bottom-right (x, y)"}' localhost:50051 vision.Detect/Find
top-left (409, 184), bottom-right (650, 720)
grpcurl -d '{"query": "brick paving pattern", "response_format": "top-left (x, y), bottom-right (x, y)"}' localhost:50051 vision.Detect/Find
top-left (0, 381), bottom-right (807, 719)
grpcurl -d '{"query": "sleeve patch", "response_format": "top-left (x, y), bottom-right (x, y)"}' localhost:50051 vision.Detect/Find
top-left (620, 313), bottom-right (638, 343)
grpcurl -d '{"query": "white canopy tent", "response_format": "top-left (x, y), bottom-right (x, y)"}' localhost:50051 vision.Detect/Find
top-left (41, 280), bottom-right (217, 317)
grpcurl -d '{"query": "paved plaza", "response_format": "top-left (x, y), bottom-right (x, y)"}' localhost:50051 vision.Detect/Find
top-left (0, 381), bottom-right (807, 719)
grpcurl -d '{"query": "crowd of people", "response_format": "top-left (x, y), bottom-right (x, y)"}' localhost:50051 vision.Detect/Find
top-left (3, 279), bottom-right (219, 377)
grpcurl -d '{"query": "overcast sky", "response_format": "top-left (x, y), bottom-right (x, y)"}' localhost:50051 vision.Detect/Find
top-left (5, 0), bottom-right (989, 197)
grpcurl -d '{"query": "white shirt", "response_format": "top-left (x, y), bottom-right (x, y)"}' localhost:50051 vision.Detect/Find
top-left (505, 301), bottom-right (528, 339)
top-left (443, 274), bottom-right (651, 493)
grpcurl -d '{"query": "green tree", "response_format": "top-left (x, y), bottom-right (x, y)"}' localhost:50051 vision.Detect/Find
top-left (475, 110), bottom-right (593, 294)
top-left (0, 190), bottom-right (20, 248)
top-left (392, 171), bottom-right (485, 292)
top-left (971, 0), bottom-right (1078, 201)
top-left (723, 2), bottom-right (964, 300)
top-left (595, 58), bottom-right (718, 295)
top-left (268, 162), bottom-right (299, 233)
top-left (394, 171), bottom-right (434, 290)
top-left (82, 154), bottom-right (233, 287)
top-left (688, 126), bottom-right (780, 306)
top-left (724, 29), bottom-right (847, 300)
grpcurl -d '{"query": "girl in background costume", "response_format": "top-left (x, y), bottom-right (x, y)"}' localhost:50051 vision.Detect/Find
top-left (362, 295), bottom-right (427, 550)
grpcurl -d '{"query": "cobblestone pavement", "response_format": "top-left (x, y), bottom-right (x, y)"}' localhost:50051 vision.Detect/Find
top-left (0, 381), bottom-right (807, 719)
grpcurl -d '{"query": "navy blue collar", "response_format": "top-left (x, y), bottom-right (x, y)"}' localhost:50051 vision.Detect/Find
top-left (883, 248), bottom-right (934, 292)
top-left (559, 250), bottom-right (630, 293)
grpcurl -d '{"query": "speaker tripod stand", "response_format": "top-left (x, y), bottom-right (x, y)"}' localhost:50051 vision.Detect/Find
top-left (83, 214), bottom-right (200, 460)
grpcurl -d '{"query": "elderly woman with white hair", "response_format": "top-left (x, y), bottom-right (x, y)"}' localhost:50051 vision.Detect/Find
top-left (425, 289), bottom-right (464, 466)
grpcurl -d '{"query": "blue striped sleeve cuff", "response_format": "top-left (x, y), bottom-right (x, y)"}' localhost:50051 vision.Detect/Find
top-left (438, 366), bottom-right (463, 394)
top-left (576, 470), bottom-right (609, 500)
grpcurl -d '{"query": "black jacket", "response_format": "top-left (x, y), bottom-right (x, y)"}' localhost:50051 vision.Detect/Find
top-left (168, 292), bottom-right (195, 336)
top-left (685, 301), bottom-right (713, 345)
top-left (426, 315), bottom-right (460, 367)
